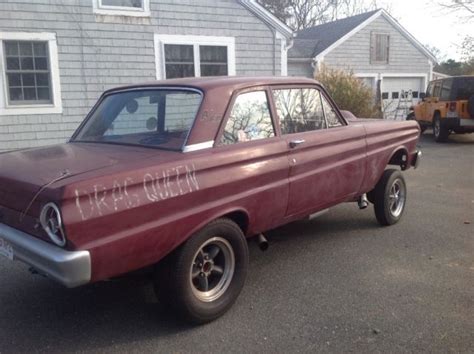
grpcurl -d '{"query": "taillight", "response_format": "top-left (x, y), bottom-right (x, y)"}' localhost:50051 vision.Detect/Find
top-left (449, 102), bottom-right (456, 112)
top-left (40, 202), bottom-right (67, 247)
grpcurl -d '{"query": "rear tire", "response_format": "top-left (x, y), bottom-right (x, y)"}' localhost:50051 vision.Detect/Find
top-left (433, 114), bottom-right (449, 142)
top-left (373, 169), bottom-right (407, 226)
top-left (154, 218), bottom-right (249, 324)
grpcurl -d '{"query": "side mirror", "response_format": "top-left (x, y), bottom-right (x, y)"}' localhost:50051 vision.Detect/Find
top-left (420, 92), bottom-right (426, 100)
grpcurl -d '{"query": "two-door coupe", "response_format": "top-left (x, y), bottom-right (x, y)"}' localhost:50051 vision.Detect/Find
top-left (0, 77), bottom-right (421, 323)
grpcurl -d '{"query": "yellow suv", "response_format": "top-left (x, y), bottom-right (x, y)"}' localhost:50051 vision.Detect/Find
top-left (408, 76), bottom-right (474, 142)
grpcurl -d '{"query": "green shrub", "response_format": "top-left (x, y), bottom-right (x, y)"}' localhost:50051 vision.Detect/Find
top-left (315, 65), bottom-right (379, 118)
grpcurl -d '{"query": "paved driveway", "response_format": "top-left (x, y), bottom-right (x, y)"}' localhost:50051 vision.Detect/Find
top-left (0, 132), bottom-right (472, 353)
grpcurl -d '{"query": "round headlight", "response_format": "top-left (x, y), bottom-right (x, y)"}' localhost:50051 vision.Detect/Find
top-left (40, 203), bottom-right (66, 247)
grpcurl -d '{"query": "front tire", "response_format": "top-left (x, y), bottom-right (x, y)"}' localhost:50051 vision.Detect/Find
top-left (154, 218), bottom-right (249, 324)
top-left (433, 114), bottom-right (449, 142)
top-left (373, 169), bottom-right (407, 226)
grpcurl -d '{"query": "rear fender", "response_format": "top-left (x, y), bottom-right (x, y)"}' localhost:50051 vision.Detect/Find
top-left (172, 207), bottom-right (251, 251)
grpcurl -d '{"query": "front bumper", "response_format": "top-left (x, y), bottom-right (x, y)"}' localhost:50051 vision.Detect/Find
top-left (0, 223), bottom-right (91, 288)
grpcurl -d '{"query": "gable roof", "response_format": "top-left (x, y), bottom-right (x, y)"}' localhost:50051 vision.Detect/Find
top-left (290, 10), bottom-right (378, 59)
top-left (238, 0), bottom-right (294, 39)
top-left (289, 9), bottom-right (437, 62)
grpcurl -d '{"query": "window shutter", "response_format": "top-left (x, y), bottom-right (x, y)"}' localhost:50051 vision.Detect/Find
top-left (370, 32), bottom-right (376, 63)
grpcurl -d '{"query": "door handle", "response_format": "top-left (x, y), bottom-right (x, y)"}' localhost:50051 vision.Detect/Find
top-left (289, 139), bottom-right (305, 148)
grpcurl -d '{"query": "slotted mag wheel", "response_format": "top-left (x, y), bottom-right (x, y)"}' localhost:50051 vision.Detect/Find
top-left (189, 237), bottom-right (235, 302)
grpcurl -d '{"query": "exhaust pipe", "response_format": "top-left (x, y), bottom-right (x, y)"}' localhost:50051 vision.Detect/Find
top-left (358, 194), bottom-right (369, 209)
top-left (256, 233), bottom-right (269, 251)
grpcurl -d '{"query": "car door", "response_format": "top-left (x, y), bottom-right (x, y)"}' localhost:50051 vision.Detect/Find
top-left (212, 88), bottom-right (290, 234)
top-left (271, 86), bottom-right (367, 217)
top-left (419, 82), bottom-right (433, 121)
top-left (427, 80), bottom-right (443, 121)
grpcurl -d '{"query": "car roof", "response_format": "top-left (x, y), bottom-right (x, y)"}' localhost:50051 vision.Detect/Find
top-left (104, 76), bottom-right (321, 95)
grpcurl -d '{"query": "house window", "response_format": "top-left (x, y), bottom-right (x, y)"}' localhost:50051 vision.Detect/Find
top-left (0, 32), bottom-right (61, 115)
top-left (412, 91), bottom-right (419, 98)
top-left (155, 35), bottom-right (236, 80)
top-left (382, 92), bottom-right (389, 99)
top-left (200, 46), bottom-right (228, 77)
top-left (93, 0), bottom-right (150, 16)
top-left (164, 45), bottom-right (195, 79)
top-left (392, 92), bottom-right (399, 99)
top-left (371, 33), bottom-right (390, 64)
top-left (4, 41), bottom-right (51, 104)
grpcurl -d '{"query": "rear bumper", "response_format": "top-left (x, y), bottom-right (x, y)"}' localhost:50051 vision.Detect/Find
top-left (442, 118), bottom-right (474, 131)
top-left (0, 223), bottom-right (91, 288)
top-left (411, 150), bottom-right (422, 169)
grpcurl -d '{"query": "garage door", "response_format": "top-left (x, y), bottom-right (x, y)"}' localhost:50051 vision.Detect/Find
top-left (382, 77), bottom-right (424, 120)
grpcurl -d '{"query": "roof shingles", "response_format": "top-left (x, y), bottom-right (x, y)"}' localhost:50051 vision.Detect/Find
top-left (289, 10), bottom-right (379, 59)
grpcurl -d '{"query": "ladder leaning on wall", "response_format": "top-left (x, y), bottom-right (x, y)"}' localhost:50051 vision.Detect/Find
top-left (393, 89), bottom-right (414, 121)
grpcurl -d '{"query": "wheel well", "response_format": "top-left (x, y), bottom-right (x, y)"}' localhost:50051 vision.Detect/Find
top-left (388, 149), bottom-right (408, 170)
top-left (223, 211), bottom-right (249, 235)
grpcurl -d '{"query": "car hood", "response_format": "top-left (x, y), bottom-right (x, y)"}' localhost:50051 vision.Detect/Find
top-left (0, 143), bottom-right (159, 214)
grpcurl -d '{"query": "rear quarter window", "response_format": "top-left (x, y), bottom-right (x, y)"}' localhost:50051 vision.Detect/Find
top-left (452, 77), bottom-right (474, 100)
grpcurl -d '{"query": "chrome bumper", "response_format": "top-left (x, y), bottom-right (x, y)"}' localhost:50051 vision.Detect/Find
top-left (412, 150), bottom-right (422, 169)
top-left (0, 223), bottom-right (91, 288)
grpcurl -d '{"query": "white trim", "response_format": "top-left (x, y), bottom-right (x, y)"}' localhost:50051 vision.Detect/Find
top-left (313, 9), bottom-right (437, 63)
top-left (0, 31), bottom-right (62, 116)
top-left (380, 11), bottom-right (437, 63)
top-left (154, 34), bottom-right (236, 80)
top-left (380, 73), bottom-right (428, 78)
top-left (183, 140), bottom-right (214, 153)
top-left (92, 0), bottom-right (150, 17)
top-left (280, 39), bottom-right (288, 76)
top-left (238, 0), bottom-right (294, 40)
top-left (354, 73), bottom-right (378, 78)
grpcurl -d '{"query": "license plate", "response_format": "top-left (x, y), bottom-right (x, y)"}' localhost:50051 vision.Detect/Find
top-left (0, 236), bottom-right (14, 261)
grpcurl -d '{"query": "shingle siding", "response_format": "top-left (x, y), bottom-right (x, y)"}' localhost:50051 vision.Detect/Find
top-left (288, 61), bottom-right (314, 77)
top-left (323, 16), bottom-right (430, 74)
top-left (0, 0), bottom-right (283, 152)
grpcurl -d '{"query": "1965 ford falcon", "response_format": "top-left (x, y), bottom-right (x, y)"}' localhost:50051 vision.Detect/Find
top-left (0, 77), bottom-right (421, 323)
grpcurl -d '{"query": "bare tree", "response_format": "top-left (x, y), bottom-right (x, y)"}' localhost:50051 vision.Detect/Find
top-left (438, 0), bottom-right (474, 21)
top-left (258, 0), bottom-right (382, 30)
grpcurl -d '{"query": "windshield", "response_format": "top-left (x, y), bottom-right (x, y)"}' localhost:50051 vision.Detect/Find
top-left (73, 89), bottom-right (202, 151)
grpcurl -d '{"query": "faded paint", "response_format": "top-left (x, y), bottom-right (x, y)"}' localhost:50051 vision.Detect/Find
top-left (0, 77), bottom-right (421, 285)
top-left (75, 164), bottom-right (199, 220)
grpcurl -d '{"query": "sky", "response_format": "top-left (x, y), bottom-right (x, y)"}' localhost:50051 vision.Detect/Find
top-left (379, 0), bottom-right (474, 61)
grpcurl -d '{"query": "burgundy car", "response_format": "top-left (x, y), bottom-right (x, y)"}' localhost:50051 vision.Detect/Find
top-left (0, 77), bottom-right (421, 323)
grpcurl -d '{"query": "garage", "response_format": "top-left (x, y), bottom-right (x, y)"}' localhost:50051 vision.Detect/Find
top-left (381, 76), bottom-right (425, 120)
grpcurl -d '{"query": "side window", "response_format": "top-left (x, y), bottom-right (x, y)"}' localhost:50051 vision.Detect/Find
top-left (321, 94), bottom-right (343, 127)
top-left (440, 79), bottom-right (453, 101)
top-left (273, 88), bottom-right (326, 134)
top-left (425, 83), bottom-right (433, 97)
top-left (433, 81), bottom-right (442, 97)
top-left (221, 91), bottom-right (275, 145)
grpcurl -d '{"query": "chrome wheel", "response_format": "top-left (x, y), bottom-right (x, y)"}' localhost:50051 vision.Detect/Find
top-left (388, 178), bottom-right (405, 218)
top-left (190, 237), bottom-right (235, 302)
